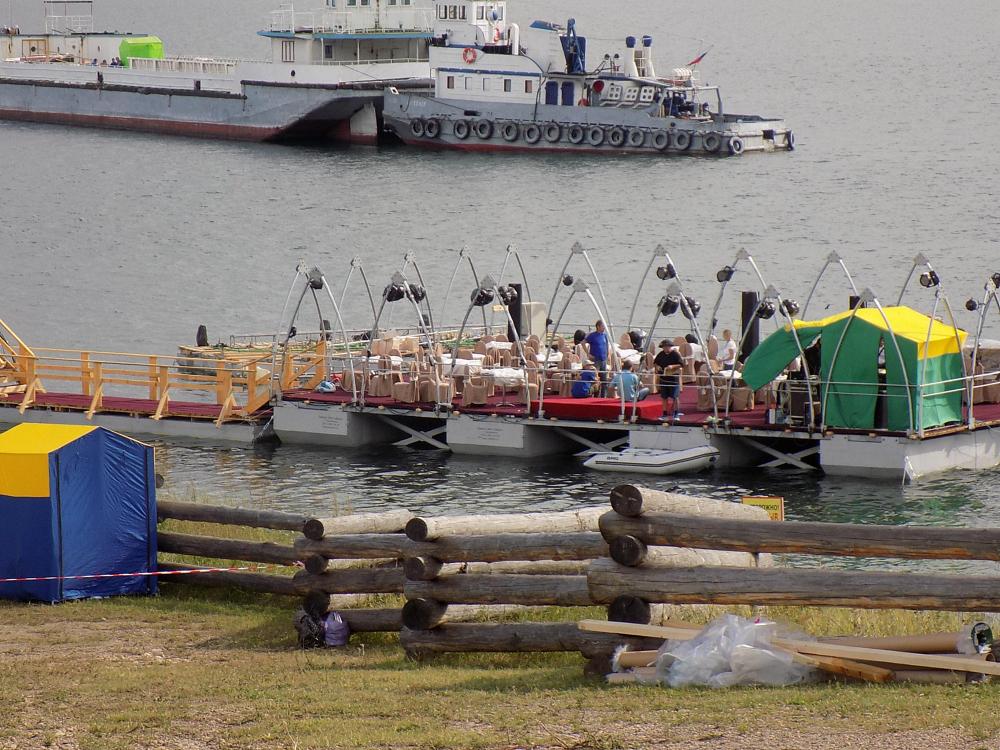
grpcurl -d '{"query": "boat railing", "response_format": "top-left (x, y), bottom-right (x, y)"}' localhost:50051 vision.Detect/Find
top-left (0, 345), bottom-right (273, 425)
top-left (268, 7), bottom-right (432, 33)
top-left (315, 55), bottom-right (429, 65)
top-left (129, 57), bottom-right (253, 76)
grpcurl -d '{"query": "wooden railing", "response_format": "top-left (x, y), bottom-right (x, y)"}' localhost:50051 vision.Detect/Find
top-left (0, 340), bottom-right (272, 425)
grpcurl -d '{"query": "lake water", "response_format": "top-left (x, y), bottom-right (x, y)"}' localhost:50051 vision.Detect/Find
top-left (3, 0), bottom-right (1000, 524)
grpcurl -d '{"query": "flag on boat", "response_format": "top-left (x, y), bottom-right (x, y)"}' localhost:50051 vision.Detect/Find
top-left (687, 50), bottom-right (709, 66)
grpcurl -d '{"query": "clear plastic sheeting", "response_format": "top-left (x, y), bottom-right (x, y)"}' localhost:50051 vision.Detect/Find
top-left (654, 615), bottom-right (817, 688)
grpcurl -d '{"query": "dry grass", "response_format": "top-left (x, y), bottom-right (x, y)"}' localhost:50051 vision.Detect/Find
top-left (2, 588), bottom-right (1000, 750)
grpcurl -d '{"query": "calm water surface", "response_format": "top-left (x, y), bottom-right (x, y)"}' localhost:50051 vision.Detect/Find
top-left (2, 0), bottom-right (1000, 523)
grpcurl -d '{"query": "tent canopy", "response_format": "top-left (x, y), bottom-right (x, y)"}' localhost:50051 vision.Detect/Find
top-left (742, 306), bottom-right (967, 431)
top-left (0, 424), bottom-right (157, 603)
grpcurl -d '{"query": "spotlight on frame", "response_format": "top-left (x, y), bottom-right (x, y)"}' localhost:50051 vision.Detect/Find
top-left (716, 265), bottom-right (735, 283)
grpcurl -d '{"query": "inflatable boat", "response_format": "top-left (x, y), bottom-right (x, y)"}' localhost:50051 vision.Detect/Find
top-left (583, 446), bottom-right (719, 475)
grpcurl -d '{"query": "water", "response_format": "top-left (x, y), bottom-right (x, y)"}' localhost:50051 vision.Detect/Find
top-left (3, 0), bottom-right (1000, 522)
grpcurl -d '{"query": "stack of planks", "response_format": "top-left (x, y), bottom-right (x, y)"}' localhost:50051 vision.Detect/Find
top-left (157, 500), bottom-right (412, 632)
top-left (580, 619), bottom-right (997, 685)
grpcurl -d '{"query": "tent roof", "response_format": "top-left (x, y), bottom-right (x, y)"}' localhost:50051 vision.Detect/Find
top-left (0, 424), bottom-right (96, 455)
top-left (792, 306), bottom-right (966, 359)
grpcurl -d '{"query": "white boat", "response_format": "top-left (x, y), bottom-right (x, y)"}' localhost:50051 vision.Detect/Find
top-left (383, 0), bottom-right (792, 156)
top-left (583, 446), bottom-right (719, 475)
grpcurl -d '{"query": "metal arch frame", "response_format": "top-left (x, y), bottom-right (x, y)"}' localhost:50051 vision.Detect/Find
top-left (492, 243), bottom-right (533, 328)
top-left (538, 277), bottom-right (614, 419)
top-left (384, 252), bottom-right (436, 335)
top-left (708, 250), bottom-right (819, 428)
top-left (820, 288), bottom-right (915, 435)
top-left (273, 264), bottom-right (327, 399)
top-left (623, 277), bottom-right (718, 423)
top-left (967, 274), bottom-right (1000, 428)
top-left (317, 268), bottom-right (363, 404)
top-left (441, 247), bottom-right (489, 336)
top-left (800, 251), bottom-right (860, 320)
top-left (625, 244), bottom-right (681, 333)
top-left (481, 274), bottom-right (531, 407)
top-left (339, 256), bottom-right (379, 326)
top-left (546, 241), bottom-right (618, 347)
top-left (894, 254), bottom-right (967, 436)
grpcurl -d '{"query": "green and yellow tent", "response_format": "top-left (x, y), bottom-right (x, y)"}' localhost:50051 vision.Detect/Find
top-left (741, 306), bottom-right (967, 431)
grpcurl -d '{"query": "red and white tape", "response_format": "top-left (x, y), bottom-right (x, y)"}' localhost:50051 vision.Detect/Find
top-left (0, 562), bottom-right (301, 584)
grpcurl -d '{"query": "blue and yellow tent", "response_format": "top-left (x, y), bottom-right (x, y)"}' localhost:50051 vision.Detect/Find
top-left (0, 424), bottom-right (157, 603)
top-left (742, 306), bottom-right (967, 432)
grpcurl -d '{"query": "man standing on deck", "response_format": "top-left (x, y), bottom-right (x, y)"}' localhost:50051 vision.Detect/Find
top-left (654, 339), bottom-right (684, 422)
top-left (584, 320), bottom-right (611, 396)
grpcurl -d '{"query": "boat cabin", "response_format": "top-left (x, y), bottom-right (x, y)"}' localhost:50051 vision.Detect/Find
top-left (259, 0), bottom-right (433, 67)
top-left (1, 1), bottom-right (146, 64)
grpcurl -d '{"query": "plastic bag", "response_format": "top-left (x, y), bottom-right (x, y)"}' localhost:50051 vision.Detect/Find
top-left (323, 612), bottom-right (351, 647)
top-left (655, 614), bottom-right (816, 688)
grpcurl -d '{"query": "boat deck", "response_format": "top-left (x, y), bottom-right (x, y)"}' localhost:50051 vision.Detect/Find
top-left (0, 390), bottom-right (270, 422)
top-left (280, 386), bottom-right (1000, 438)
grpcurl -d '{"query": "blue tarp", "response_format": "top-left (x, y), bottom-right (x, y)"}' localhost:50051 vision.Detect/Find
top-left (0, 424), bottom-right (157, 603)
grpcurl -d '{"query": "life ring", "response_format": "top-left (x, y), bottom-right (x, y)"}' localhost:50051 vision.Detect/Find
top-left (607, 126), bottom-right (625, 147)
top-left (453, 119), bottom-right (470, 140)
top-left (728, 135), bottom-right (745, 156)
top-left (500, 121), bottom-right (519, 142)
top-left (651, 130), bottom-right (670, 151)
top-left (586, 125), bottom-right (605, 146)
top-left (566, 125), bottom-right (585, 144)
top-left (424, 118), bottom-right (441, 139)
top-left (626, 129), bottom-right (645, 148)
top-left (673, 130), bottom-right (692, 150)
top-left (473, 118), bottom-right (493, 139)
top-left (522, 123), bottom-right (541, 144)
top-left (543, 122), bottom-right (561, 142)
top-left (703, 132), bottom-right (722, 153)
top-left (462, 47), bottom-right (477, 64)
top-left (786, 130), bottom-right (795, 150)
top-left (409, 118), bottom-right (425, 138)
top-left (577, 97), bottom-right (589, 107)
top-left (493, 27), bottom-right (500, 42)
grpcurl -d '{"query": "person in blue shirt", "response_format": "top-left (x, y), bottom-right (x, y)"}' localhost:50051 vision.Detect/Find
top-left (584, 320), bottom-right (610, 395)
top-left (608, 361), bottom-right (650, 402)
top-left (571, 364), bottom-right (597, 398)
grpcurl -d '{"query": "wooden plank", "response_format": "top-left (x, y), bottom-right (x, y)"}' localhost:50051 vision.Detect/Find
top-left (598, 510), bottom-right (1000, 561)
top-left (785, 652), bottom-right (894, 683)
top-left (586, 558), bottom-right (1000, 611)
top-left (577, 620), bottom-right (1000, 676)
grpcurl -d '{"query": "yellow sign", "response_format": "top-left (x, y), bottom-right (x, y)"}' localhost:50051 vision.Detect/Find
top-left (741, 496), bottom-right (785, 521)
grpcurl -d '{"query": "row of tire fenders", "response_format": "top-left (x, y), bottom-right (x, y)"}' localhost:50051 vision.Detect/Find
top-left (407, 117), bottom-right (766, 154)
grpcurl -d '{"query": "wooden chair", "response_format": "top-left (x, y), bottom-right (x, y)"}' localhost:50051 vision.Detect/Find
top-left (455, 347), bottom-right (474, 361)
top-left (494, 333), bottom-right (508, 343)
top-left (619, 332), bottom-right (633, 349)
top-left (392, 379), bottom-right (419, 404)
top-left (473, 340), bottom-right (488, 356)
top-left (461, 376), bottom-right (490, 407)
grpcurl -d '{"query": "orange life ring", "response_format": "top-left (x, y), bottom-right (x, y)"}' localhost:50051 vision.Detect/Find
top-left (493, 27), bottom-right (501, 42)
top-left (462, 47), bottom-right (477, 64)
top-left (577, 98), bottom-right (589, 107)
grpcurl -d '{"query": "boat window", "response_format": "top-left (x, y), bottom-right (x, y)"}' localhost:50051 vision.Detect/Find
top-left (560, 81), bottom-right (574, 105)
top-left (459, 5), bottom-right (467, 19)
top-left (446, 75), bottom-right (454, 88)
top-left (448, 5), bottom-right (457, 19)
top-left (524, 79), bottom-right (533, 94)
top-left (323, 43), bottom-right (334, 59)
top-left (483, 78), bottom-right (490, 91)
top-left (503, 78), bottom-right (511, 93)
top-left (347, 0), bottom-right (357, 5)
top-left (360, 0), bottom-right (370, 5)
top-left (495, 5), bottom-right (503, 19)
top-left (476, 5), bottom-right (484, 19)
top-left (401, 0), bottom-right (411, 4)
top-left (544, 80), bottom-right (558, 105)
top-left (281, 40), bottom-right (295, 63)
top-left (436, 5), bottom-right (446, 18)
top-left (388, 0), bottom-right (397, 4)
top-left (465, 76), bottom-right (472, 89)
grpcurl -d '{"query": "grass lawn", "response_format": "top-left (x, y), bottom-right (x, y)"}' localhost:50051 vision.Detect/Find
top-left (3, 582), bottom-right (1000, 750)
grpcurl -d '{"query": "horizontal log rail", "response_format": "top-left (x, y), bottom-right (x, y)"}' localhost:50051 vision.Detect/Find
top-left (157, 531), bottom-right (300, 566)
top-left (598, 510), bottom-right (1000, 561)
top-left (157, 561), bottom-right (296, 596)
top-left (587, 559), bottom-right (1000, 611)
top-left (404, 574), bottom-right (592, 606)
top-left (296, 532), bottom-right (607, 563)
top-left (158, 500), bottom-right (310, 532)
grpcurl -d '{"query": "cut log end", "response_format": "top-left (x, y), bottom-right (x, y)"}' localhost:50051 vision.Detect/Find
top-left (302, 518), bottom-right (327, 541)
top-left (609, 484), bottom-right (644, 517)
top-left (609, 535), bottom-right (648, 567)
top-left (405, 517), bottom-right (431, 542)
top-left (303, 554), bottom-right (329, 575)
top-left (404, 556), bottom-right (443, 581)
top-left (402, 598), bottom-right (448, 630)
top-left (608, 595), bottom-right (652, 625)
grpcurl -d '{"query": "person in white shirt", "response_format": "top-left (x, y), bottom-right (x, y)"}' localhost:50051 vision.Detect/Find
top-left (721, 329), bottom-right (738, 370)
